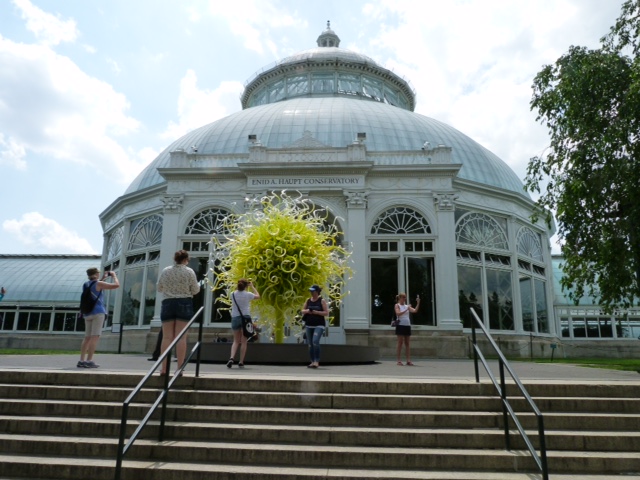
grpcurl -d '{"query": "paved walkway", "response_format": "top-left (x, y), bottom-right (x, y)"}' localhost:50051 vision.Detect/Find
top-left (1, 353), bottom-right (639, 383)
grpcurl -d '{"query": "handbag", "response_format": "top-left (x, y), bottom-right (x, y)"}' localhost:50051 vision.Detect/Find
top-left (232, 293), bottom-right (255, 338)
top-left (391, 316), bottom-right (399, 327)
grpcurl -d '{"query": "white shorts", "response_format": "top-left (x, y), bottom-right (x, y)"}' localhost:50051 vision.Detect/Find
top-left (83, 314), bottom-right (105, 337)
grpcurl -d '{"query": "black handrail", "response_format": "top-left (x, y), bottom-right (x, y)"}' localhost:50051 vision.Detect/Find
top-left (114, 306), bottom-right (204, 480)
top-left (470, 308), bottom-right (549, 480)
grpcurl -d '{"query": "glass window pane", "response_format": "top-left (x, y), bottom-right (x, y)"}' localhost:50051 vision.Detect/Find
top-left (406, 257), bottom-right (435, 326)
top-left (572, 317), bottom-right (587, 337)
top-left (271, 80), bottom-right (285, 102)
top-left (121, 268), bottom-right (144, 326)
top-left (586, 318), bottom-right (599, 337)
top-left (39, 313), bottom-right (51, 331)
top-left (520, 277), bottom-right (533, 332)
top-left (312, 74), bottom-right (334, 93)
top-left (338, 73), bottom-right (360, 94)
top-left (1, 311), bottom-right (15, 330)
top-left (599, 317), bottom-right (614, 338)
top-left (457, 264), bottom-right (483, 328)
top-left (362, 76), bottom-right (382, 100)
top-left (486, 269), bottom-right (513, 330)
top-left (370, 258), bottom-right (398, 325)
top-left (143, 265), bottom-right (159, 325)
top-left (17, 312), bottom-right (29, 330)
top-left (287, 75), bottom-right (309, 97)
top-left (534, 279), bottom-right (548, 333)
top-left (560, 317), bottom-right (570, 337)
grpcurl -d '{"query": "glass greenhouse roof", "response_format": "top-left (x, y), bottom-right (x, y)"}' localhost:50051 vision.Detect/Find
top-left (125, 96), bottom-right (528, 198)
top-left (0, 255), bottom-right (100, 304)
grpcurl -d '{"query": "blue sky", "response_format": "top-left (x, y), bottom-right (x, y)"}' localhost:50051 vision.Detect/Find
top-left (0, 0), bottom-right (625, 255)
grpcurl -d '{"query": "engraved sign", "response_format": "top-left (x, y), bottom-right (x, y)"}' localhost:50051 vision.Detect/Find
top-left (249, 175), bottom-right (364, 188)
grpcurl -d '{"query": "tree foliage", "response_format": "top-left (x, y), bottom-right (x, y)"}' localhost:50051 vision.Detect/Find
top-left (210, 191), bottom-right (352, 343)
top-left (526, 0), bottom-right (640, 310)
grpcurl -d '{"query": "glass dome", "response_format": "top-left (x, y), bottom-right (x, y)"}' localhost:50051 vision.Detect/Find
top-left (125, 96), bottom-right (527, 197)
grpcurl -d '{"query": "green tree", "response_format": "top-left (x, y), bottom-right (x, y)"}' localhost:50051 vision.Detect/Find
top-left (210, 191), bottom-right (352, 343)
top-left (526, 0), bottom-right (640, 310)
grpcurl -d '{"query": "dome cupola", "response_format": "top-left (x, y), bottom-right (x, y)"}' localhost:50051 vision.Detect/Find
top-left (317, 20), bottom-right (340, 47)
top-left (240, 23), bottom-right (416, 111)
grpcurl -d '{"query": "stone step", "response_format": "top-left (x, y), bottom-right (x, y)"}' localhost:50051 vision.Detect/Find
top-left (2, 454), bottom-right (624, 480)
top-left (4, 383), bottom-right (640, 417)
top-left (4, 370), bottom-right (637, 399)
top-left (3, 397), bottom-right (640, 432)
top-left (1, 421), bottom-right (640, 452)
top-left (0, 438), bottom-right (639, 477)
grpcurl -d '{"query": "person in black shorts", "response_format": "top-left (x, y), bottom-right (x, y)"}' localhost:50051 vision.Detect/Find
top-left (394, 293), bottom-right (420, 366)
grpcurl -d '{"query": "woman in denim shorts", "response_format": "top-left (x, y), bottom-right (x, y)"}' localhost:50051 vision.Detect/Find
top-left (227, 278), bottom-right (260, 368)
top-left (157, 250), bottom-right (200, 375)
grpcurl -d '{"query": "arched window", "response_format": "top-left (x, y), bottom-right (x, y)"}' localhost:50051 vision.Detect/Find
top-left (121, 214), bottom-right (163, 327)
top-left (182, 208), bottom-right (233, 326)
top-left (185, 208), bottom-right (231, 236)
top-left (517, 227), bottom-right (543, 261)
top-left (455, 211), bottom-right (513, 331)
top-left (128, 215), bottom-right (163, 250)
top-left (455, 212), bottom-right (508, 250)
top-left (517, 226), bottom-right (549, 334)
top-left (371, 207), bottom-right (431, 235)
top-left (369, 207), bottom-right (435, 328)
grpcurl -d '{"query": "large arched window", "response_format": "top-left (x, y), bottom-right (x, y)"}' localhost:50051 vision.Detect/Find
top-left (103, 226), bottom-right (124, 327)
top-left (517, 226), bottom-right (549, 333)
top-left (456, 210), bottom-right (513, 331)
top-left (369, 207), bottom-right (435, 327)
top-left (182, 208), bottom-right (233, 325)
top-left (121, 214), bottom-right (163, 327)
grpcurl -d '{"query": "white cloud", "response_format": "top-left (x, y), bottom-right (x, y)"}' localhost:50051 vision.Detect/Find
top-left (3, 212), bottom-right (98, 254)
top-left (361, 0), bottom-right (623, 180)
top-left (0, 133), bottom-right (27, 170)
top-left (162, 70), bottom-right (244, 140)
top-left (12, 0), bottom-right (78, 46)
top-left (201, 1), bottom-right (306, 57)
top-left (0, 35), bottom-right (147, 184)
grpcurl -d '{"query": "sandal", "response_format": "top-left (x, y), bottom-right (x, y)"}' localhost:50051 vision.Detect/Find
top-left (406, 362), bottom-right (415, 366)
top-left (238, 363), bottom-right (245, 369)
top-left (226, 358), bottom-right (234, 369)
top-left (396, 361), bottom-right (403, 366)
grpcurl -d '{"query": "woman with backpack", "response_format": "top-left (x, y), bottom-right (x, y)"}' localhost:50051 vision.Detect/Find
top-left (78, 268), bottom-right (120, 368)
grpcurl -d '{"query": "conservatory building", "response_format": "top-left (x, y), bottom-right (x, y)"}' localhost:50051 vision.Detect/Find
top-left (94, 24), bottom-right (558, 356)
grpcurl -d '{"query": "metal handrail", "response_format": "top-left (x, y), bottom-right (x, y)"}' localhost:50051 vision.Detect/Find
top-left (470, 308), bottom-right (549, 480)
top-left (114, 307), bottom-right (204, 480)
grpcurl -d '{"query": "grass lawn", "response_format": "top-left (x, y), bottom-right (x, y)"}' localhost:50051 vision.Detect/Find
top-left (533, 358), bottom-right (640, 372)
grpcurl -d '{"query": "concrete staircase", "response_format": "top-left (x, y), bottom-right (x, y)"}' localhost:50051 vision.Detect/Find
top-left (0, 369), bottom-right (639, 479)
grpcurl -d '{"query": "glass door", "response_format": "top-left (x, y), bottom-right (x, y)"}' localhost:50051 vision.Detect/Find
top-left (406, 257), bottom-right (435, 326)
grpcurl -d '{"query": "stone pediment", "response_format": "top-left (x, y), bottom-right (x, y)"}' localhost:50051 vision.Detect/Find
top-left (285, 130), bottom-right (330, 149)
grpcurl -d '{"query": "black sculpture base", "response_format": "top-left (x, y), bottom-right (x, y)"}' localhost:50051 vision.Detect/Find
top-left (191, 342), bottom-right (380, 365)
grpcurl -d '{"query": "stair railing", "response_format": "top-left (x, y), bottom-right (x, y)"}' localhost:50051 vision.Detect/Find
top-left (114, 306), bottom-right (204, 480)
top-left (470, 307), bottom-right (549, 480)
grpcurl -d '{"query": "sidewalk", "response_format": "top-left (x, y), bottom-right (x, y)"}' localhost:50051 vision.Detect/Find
top-left (1, 353), bottom-right (639, 383)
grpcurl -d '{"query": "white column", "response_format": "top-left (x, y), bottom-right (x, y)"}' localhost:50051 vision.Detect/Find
top-left (151, 194), bottom-right (184, 326)
top-left (343, 191), bottom-right (369, 330)
top-left (434, 193), bottom-right (463, 331)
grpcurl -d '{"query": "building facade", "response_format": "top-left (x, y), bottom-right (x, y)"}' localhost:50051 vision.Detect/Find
top-left (2, 24), bottom-right (638, 357)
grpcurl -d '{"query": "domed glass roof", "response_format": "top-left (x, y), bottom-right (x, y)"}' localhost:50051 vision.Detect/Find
top-left (125, 96), bottom-right (527, 197)
top-left (278, 47), bottom-right (378, 66)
